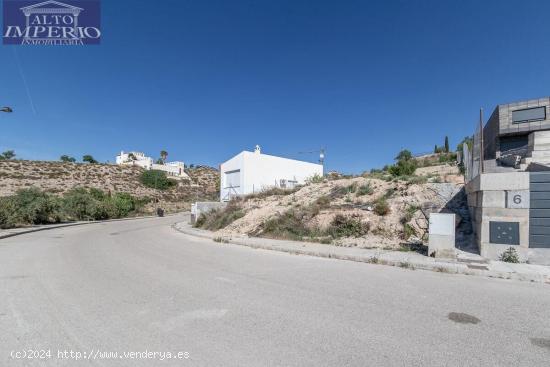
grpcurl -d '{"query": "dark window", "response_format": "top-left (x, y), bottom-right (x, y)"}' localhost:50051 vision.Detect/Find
top-left (512, 107), bottom-right (546, 124)
top-left (499, 135), bottom-right (528, 154)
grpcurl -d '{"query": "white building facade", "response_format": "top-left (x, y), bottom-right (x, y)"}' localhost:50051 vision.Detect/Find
top-left (115, 151), bottom-right (189, 179)
top-left (220, 146), bottom-right (323, 201)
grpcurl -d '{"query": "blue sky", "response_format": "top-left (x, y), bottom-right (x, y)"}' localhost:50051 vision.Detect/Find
top-left (1, 0), bottom-right (549, 173)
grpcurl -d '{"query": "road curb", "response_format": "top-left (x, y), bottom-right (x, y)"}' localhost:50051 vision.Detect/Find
top-left (0, 213), bottom-right (182, 240)
top-left (172, 222), bottom-right (550, 285)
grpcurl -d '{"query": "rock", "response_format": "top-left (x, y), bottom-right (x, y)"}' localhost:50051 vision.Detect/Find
top-left (409, 210), bottom-right (428, 239)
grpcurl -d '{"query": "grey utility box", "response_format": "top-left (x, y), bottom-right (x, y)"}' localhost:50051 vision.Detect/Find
top-left (428, 213), bottom-right (456, 259)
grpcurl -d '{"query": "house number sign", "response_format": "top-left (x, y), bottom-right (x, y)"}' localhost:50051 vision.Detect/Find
top-left (506, 190), bottom-right (529, 209)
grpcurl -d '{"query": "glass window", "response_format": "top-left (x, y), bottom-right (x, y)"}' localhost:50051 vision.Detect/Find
top-left (512, 107), bottom-right (546, 123)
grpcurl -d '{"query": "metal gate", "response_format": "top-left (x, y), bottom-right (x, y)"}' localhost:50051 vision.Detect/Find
top-left (530, 172), bottom-right (550, 248)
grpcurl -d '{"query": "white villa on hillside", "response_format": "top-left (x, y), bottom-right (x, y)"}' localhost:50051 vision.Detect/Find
top-left (115, 151), bottom-right (189, 179)
top-left (220, 145), bottom-right (323, 201)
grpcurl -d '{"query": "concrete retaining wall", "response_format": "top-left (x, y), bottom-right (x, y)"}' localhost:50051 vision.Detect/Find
top-left (190, 202), bottom-right (227, 224)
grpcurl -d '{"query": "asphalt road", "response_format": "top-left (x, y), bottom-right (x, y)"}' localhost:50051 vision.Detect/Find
top-left (1, 215), bottom-right (549, 366)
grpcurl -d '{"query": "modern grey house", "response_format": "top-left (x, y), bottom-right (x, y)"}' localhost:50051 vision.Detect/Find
top-left (465, 97), bottom-right (550, 265)
top-left (482, 97), bottom-right (550, 168)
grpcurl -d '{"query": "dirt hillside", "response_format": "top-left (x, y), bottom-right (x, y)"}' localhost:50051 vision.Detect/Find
top-left (0, 160), bottom-right (219, 212)
top-left (211, 165), bottom-right (471, 251)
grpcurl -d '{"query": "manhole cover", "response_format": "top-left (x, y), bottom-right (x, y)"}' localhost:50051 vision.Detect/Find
top-left (448, 312), bottom-right (480, 324)
top-left (530, 338), bottom-right (550, 350)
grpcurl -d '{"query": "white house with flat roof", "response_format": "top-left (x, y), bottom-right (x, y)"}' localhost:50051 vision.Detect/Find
top-left (220, 145), bottom-right (323, 201)
top-left (115, 151), bottom-right (189, 179)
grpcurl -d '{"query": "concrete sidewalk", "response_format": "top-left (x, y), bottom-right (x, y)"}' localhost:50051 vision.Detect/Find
top-left (174, 221), bottom-right (550, 284)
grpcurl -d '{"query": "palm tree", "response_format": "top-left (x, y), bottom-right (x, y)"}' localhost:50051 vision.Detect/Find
top-left (160, 150), bottom-right (168, 164)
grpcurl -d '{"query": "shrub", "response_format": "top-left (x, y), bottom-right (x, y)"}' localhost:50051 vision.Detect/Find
top-left (402, 223), bottom-right (416, 239)
top-left (395, 150), bottom-right (413, 162)
top-left (111, 192), bottom-right (137, 217)
top-left (245, 186), bottom-right (300, 200)
top-left (89, 187), bottom-right (107, 201)
top-left (388, 159), bottom-right (417, 176)
top-left (0, 196), bottom-right (19, 228)
top-left (368, 170), bottom-right (392, 181)
top-left (62, 188), bottom-right (101, 220)
top-left (327, 214), bottom-right (370, 238)
top-left (356, 183), bottom-right (373, 196)
top-left (373, 198), bottom-right (390, 216)
top-left (195, 201), bottom-right (245, 231)
top-left (400, 205), bottom-right (419, 224)
top-left (438, 152), bottom-right (457, 163)
top-left (0, 188), bottom-right (146, 228)
top-left (383, 188), bottom-right (395, 199)
top-left (314, 195), bottom-right (331, 209)
top-left (500, 247), bottom-right (520, 263)
top-left (251, 196), bottom-right (331, 240)
top-left (330, 183), bottom-right (358, 199)
top-left (12, 188), bottom-right (62, 225)
top-left (330, 186), bottom-right (348, 198)
top-left (255, 210), bottom-right (313, 240)
top-left (140, 170), bottom-right (176, 190)
top-left (388, 149), bottom-right (418, 177)
top-left (89, 199), bottom-right (117, 220)
top-left (62, 188), bottom-right (145, 221)
top-left (403, 175), bottom-right (428, 184)
top-left (213, 237), bottom-right (228, 243)
top-left (306, 173), bottom-right (324, 184)
top-left (60, 155), bottom-right (76, 163)
top-left (0, 150), bottom-right (16, 160)
top-left (82, 155), bottom-right (98, 164)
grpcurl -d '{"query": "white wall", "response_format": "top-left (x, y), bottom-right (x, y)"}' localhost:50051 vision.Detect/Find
top-left (220, 150), bottom-right (323, 201)
top-left (116, 151), bottom-right (188, 178)
top-left (152, 161), bottom-right (188, 178)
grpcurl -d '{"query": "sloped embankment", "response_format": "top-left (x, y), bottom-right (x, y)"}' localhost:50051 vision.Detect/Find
top-left (0, 160), bottom-right (219, 213)
top-left (203, 174), bottom-right (471, 250)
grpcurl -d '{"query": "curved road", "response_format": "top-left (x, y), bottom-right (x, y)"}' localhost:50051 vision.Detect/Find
top-left (1, 215), bottom-right (549, 366)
